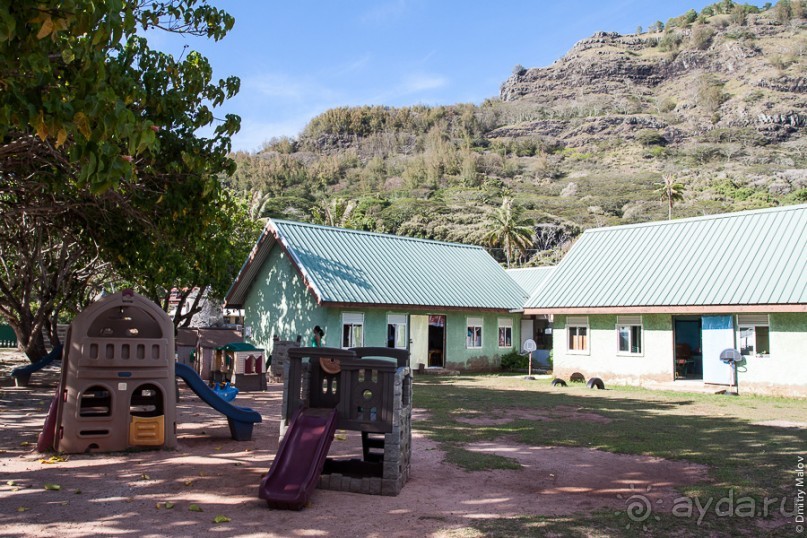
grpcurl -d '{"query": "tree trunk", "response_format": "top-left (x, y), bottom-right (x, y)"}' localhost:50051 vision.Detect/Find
top-left (10, 321), bottom-right (48, 362)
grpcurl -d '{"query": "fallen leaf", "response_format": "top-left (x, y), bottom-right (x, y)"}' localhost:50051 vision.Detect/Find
top-left (334, 434), bottom-right (347, 441)
top-left (20, 441), bottom-right (30, 447)
top-left (184, 480), bottom-right (193, 487)
top-left (213, 515), bottom-right (231, 524)
top-left (44, 483), bottom-right (61, 491)
top-left (17, 507), bottom-right (29, 512)
top-left (7, 480), bottom-right (18, 486)
top-left (140, 474), bottom-right (150, 480)
top-left (40, 455), bottom-right (68, 464)
top-left (188, 504), bottom-right (203, 512)
top-left (165, 501), bottom-right (175, 509)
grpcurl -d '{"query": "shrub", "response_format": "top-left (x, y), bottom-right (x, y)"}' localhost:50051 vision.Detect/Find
top-left (658, 32), bottom-right (684, 51)
top-left (636, 129), bottom-right (667, 146)
top-left (500, 350), bottom-right (529, 371)
top-left (690, 25), bottom-right (715, 50)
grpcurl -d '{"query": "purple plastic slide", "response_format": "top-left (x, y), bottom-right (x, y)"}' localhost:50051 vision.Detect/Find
top-left (258, 407), bottom-right (338, 510)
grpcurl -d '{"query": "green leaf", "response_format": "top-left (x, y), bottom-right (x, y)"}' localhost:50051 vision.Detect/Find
top-left (61, 48), bottom-right (75, 64)
top-left (188, 504), bottom-right (203, 512)
top-left (213, 515), bottom-right (231, 524)
top-left (44, 483), bottom-right (61, 491)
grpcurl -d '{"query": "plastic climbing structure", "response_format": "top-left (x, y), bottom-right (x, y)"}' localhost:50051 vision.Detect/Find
top-left (259, 346), bottom-right (412, 509)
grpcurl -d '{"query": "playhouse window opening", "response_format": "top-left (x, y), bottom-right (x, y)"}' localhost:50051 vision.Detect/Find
top-left (79, 386), bottom-right (112, 417)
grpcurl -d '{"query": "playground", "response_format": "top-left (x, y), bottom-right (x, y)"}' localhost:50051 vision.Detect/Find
top-left (1, 345), bottom-right (805, 536)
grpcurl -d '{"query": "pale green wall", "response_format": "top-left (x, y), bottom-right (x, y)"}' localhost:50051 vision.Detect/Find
top-left (323, 309), bottom-right (520, 370)
top-left (241, 245), bottom-right (520, 369)
top-left (553, 314), bottom-right (674, 383)
top-left (739, 313), bottom-right (807, 395)
top-left (553, 312), bottom-right (807, 395)
top-left (243, 247), bottom-right (326, 352)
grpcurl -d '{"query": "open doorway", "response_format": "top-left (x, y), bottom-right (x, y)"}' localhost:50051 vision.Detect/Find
top-left (427, 315), bottom-right (446, 367)
top-left (673, 317), bottom-right (703, 380)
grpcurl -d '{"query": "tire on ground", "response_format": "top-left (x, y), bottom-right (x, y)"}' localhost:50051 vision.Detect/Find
top-left (586, 377), bottom-right (605, 390)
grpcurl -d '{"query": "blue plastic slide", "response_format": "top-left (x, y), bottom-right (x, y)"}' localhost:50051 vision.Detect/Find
top-left (11, 344), bottom-right (63, 387)
top-left (174, 362), bottom-right (262, 441)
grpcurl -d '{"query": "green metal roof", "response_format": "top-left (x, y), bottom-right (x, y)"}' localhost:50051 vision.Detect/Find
top-left (506, 267), bottom-right (555, 296)
top-left (526, 204), bottom-right (807, 311)
top-left (227, 219), bottom-right (528, 311)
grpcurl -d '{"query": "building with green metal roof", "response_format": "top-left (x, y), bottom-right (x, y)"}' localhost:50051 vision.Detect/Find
top-left (506, 267), bottom-right (555, 365)
top-left (525, 204), bottom-right (807, 396)
top-left (226, 219), bottom-right (529, 370)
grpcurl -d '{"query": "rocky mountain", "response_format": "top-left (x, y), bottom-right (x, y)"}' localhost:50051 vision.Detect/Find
top-left (229, 2), bottom-right (807, 266)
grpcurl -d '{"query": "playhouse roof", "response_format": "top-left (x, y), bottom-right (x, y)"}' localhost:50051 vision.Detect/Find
top-left (226, 219), bottom-right (528, 312)
top-left (526, 203), bottom-right (807, 314)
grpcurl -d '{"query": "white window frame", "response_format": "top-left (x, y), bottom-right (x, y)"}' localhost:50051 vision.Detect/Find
top-left (736, 314), bottom-right (770, 357)
top-left (566, 316), bottom-right (589, 355)
top-left (387, 314), bottom-right (408, 350)
top-left (616, 315), bottom-right (643, 356)
top-left (497, 318), bottom-right (513, 348)
top-left (466, 317), bottom-right (483, 349)
top-left (341, 312), bottom-right (364, 349)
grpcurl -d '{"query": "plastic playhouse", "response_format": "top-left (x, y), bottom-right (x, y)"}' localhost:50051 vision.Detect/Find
top-left (38, 291), bottom-right (261, 454)
top-left (259, 346), bottom-right (412, 509)
top-left (212, 342), bottom-right (266, 391)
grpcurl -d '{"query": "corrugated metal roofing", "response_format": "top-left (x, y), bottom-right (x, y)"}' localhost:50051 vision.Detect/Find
top-left (506, 267), bottom-right (555, 296)
top-left (227, 219), bottom-right (528, 311)
top-left (526, 204), bottom-right (807, 310)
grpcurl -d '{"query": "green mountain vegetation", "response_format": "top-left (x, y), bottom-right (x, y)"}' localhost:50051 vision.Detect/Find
top-left (226, 1), bottom-right (806, 266)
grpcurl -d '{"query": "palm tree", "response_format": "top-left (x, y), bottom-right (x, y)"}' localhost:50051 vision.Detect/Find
top-left (483, 198), bottom-right (535, 268)
top-left (310, 198), bottom-right (356, 228)
top-left (657, 173), bottom-right (685, 220)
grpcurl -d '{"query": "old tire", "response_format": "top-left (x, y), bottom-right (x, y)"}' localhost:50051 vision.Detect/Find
top-left (570, 372), bottom-right (586, 383)
top-left (586, 377), bottom-right (605, 390)
top-left (551, 378), bottom-right (567, 387)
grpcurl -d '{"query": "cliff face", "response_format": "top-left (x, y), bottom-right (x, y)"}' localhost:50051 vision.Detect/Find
top-left (498, 14), bottom-right (806, 145)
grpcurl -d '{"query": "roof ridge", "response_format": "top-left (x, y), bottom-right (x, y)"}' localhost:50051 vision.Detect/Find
top-left (507, 266), bottom-right (554, 272)
top-left (586, 203), bottom-right (807, 234)
top-left (272, 218), bottom-right (486, 250)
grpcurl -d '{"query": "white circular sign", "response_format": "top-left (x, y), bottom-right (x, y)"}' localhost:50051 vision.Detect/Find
top-left (523, 339), bottom-right (537, 353)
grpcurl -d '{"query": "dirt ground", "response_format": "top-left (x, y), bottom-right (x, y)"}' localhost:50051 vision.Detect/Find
top-left (0, 352), bottom-right (709, 537)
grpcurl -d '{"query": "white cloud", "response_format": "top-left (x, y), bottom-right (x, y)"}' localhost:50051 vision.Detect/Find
top-left (360, 0), bottom-right (409, 23)
top-left (402, 73), bottom-right (448, 93)
top-left (243, 73), bottom-right (337, 103)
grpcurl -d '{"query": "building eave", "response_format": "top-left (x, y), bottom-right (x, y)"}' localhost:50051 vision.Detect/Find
top-left (524, 304), bottom-right (807, 315)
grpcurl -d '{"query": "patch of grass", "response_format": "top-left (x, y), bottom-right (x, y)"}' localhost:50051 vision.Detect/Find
top-left (443, 444), bottom-right (522, 472)
top-left (415, 375), bottom-right (807, 535)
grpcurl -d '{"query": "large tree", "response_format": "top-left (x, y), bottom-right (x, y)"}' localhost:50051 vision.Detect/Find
top-left (0, 1), bottom-right (242, 360)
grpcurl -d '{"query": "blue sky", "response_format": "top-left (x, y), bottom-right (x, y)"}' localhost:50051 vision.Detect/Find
top-left (153, 1), bottom-right (717, 152)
